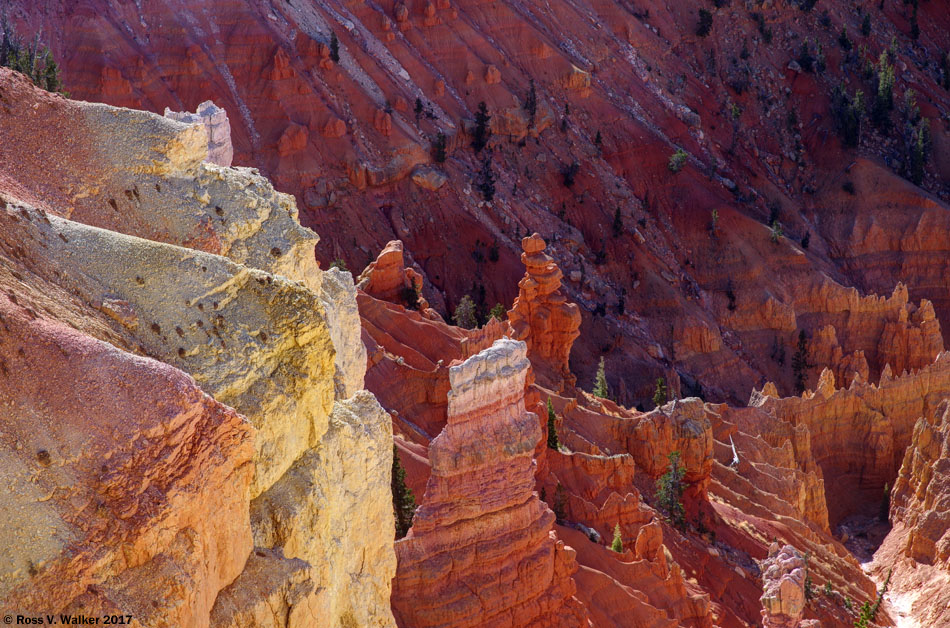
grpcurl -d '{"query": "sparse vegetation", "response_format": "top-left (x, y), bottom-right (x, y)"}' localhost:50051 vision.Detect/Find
top-left (668, 148), bottom-right (688, 173)
top-left (477, 156), bottom-right (496, 202)
top-left (804, 552), bottom-right (815, 600)
top-left (655, 450), bottom-right (686, 530)
top-left (593, 357), bottom-right (609, 399)
top-left (453, 295), bottom-right (478, 329)
top-left (838, 27), bottom-right (852, 52)
top-left (653, 377), bottom-right (668, 407)
top-left (696, 9), bottom-right (713, 37)
top-left (832, 85), bottom-right (865, 148)
top-left (843, 180), bottom-right (856, 195)
top-left (547, 398), bottom-right (560, 450)
top-left (610, 523), bottom-right (623, 553)
top-left (562, 161), bottom-right (580, 188)
top-left (524, 79), bottom-right (538, 128)
top-left (488, 302), bottom-right (506, 321)
top-left (392, 444), bottom-right (417, 538)
top-left (1, 18), bottom-right (63, 93)
top-left (872, 52), bottom-right (895, 130)
top-left (612, 207), bottom-right (623, 237)
top-left (329, 32), bottom-right (340, 63)
top-left (861, 13), bottom-right (872, 37)
top-left (472, 101), bottom-right (491, 153)
top-left (907, 118), bottom-right (930, 186)
top-left (432, 131), bottom-right (447, 163)
top-left (710, 208), bottom-right (719, 235)
top-left (802, 231), bottom-right (811, 250)
top-left (854, 569), bottom-right (892, 628)
top-left (329, 258), bottom-right (348, 271)
top-left (769, 220), bottom-right (783, 243)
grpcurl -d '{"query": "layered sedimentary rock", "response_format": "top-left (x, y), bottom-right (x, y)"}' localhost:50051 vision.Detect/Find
top-left (751, 354), bottom-right (950, 525)
top-left (357, 240), bottom-right (432, 314)
top-left (508, 234), bottom-right (581, 389)
top-left (391, 339), bottom-right (588, 627)
top-left (0, 69), bottom-right (394, 627)
top-left (868, 401), bottom-right (950, 627)
top-left (759, 545), bottom-right (819, 628)
top-left (165, 100), bottom-right (233, 166)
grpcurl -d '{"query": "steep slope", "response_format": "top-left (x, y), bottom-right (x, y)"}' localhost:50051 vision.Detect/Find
top-left (0, 67), bottom-right (394, 627)
top-left (7, 0), bottom-right (950, 407)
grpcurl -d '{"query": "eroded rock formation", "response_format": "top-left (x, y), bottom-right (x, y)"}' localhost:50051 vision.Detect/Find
top-left (165, 100), bottom-right (233, 166)
top-left (0, 68), bottom-right (394, 627)
top-left (759, 545), bottom-right (819, 628)
top-left (391, 339), bottom-right (588, 627)
top-left (508, 233), bottom-right (581, 389)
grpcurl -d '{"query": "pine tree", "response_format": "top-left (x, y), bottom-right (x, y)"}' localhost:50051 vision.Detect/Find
top-left (546, 398), bottom-right (560, 450)
top-left (488, 303), bottom-right (506, 321)
top-left (392, 444), bottom-right (416, 538)
top-left (593, 357), bottom-right (609, 398)
top-left (414, 97), bottom-right (424, 122)
top-left (329, 32), bottom-right (340, 63)
top-left (472, 101), bottom-right (491, 153)
top-left (452, 295), bottom-right (477, 329)
top-left (655, 451), bottom-right (686, 530)
top-left (594, 129), bottom-right (603, 151)
top-left (610, 523), bottom-right (623, 552)
top-left (653, 377), bottom-right (667, 408)
top-left (612, 207), bottom-right (623, 237)
top-left (477, 156), bottom-right (496, 202)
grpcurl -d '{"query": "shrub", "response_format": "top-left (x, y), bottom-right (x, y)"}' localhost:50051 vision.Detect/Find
top-left (610, 523), bottom-right (623, 552)
top-left (329, 258), bottom-right (348, 271)
top-left (453, 295), bottom-right (478, 329)
top-left (594, 129), bottom-right (603, 150)
top-left (472, 101), bottom-right (491, 152)
top-left (612, 207), bottom-right (623, 237)
top-left (653, 377), bottom-right (667, 407)
top-left (392, 445), bottom-right (417, 538)
top-left (414, 97), bottom-right (424, 122)
top-left (668, 148), bottom-right (688, 173)
top-left (842, 180), bottom-right (856, 195)
top-left (488, 302), bottom-right (506, 321)
top-left (908, 119), bottom-right (931, 185)
top-left (593, 357), bottom-right (609, 398)
top-left (546, 398), bottom-right (560, 450)
top-left (329, 32), bottom-right (340, 63)
top-left (655, 451), bottom-right (686, 530)
top-left (401, 283), bottom-right (420, 310)
top-left (769, 220), bottom-right (783, 243)
top-left (696, 9), bottom-right (713, 37)
top-left (802, 231), bottom-right (811, 249)
top-left (861, 13), bottom-right (871, 37)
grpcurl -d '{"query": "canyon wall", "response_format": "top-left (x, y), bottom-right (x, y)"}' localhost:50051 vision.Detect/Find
top-left (0, 68), bottom-right (394, 627)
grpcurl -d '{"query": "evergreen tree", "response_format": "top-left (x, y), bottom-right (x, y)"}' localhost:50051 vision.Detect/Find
top-left (612, 206), bottom-right (623, 237)
top-left (655, 451), bottom-right (686, 530)
top-left (477, 156), bottom-right (496, 202)
top-left (593, 356), bottom-right (609, 398)
top-left (329, 32), bottom-right (340, 63)
top-left (414, 97), bottom-right (424, 122)
top-left (861, 13), bottom-right (872, 37)
top-left (594, 129), bottom-right (603, 151)
top-left (546, 398), bottom-right (560, 450)
top-left (872, 52), bottom-right (895, 129)
top-left (792, 330), bottom-right (810, 393)
top-left (610, 523), bottom-right (623, 552)
top-left (452, 295), bottom-right (478, 329)
top-left (524, 79), bottom-right (537, 128)
top-left (392, 444), bottom-right (416, 538)
top-left (432, 131), bottom-right (447, 163)
top-left (488, 302), bottom-right (506, 321)
top-left (696, 9), bottom-right (713, 37)
top-left (653, 377), bottom-right (667, 408)
top-left (472, 101), bottom-right (491, 153)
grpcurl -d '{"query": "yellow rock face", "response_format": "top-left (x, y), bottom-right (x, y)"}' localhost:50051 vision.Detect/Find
top-left (0, 73), bottom-right (395, 627)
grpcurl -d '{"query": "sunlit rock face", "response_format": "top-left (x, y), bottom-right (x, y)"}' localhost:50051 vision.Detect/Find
top-left (0, 68), bottom-right (395, 628)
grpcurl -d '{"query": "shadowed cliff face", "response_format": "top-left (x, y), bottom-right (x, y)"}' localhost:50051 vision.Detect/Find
top-left (7, 0), bottom-right (950, 407)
